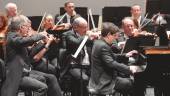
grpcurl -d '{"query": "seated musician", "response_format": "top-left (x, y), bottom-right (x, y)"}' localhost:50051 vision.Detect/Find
top-left (0, 13), bottom-right (8, 61)
top-left (39, 14), bottom-right (65, 32)
top-left (0, 13), bottom-right (8, 87)
top-left (36, 14), bottom-right (63, 76)
top-left (118, 17), bottom-right (156, 50)
top-left (119, 17), bottom-right (155, 96)
top-left (63, 17), bottom-right (96, 96)
top-left (26, 19), bottom-right (60, 78)
top-left (89, 22), bottom-right (138, 96)
top-left (1, 15), bottom-right (63, 96)
top-left (1, 15), bottom-right (50, 96)
top-left (26, 17), bottom-right (63, 96)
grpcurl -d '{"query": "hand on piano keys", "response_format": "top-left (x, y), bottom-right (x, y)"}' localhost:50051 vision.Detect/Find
top-left (130, 65), bottom-right (147, 73)
top-left (125, 50), bottom-right (138, 57)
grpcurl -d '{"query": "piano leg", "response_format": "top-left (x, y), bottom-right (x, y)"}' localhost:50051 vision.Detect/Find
top-left (133, 72), bottom-right (146, 96)
top-left (154, 73), bottom-right (170, 96)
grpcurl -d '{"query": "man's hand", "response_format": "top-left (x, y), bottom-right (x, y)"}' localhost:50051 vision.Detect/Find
top-left (126, 50), bottom-right (138, 57)
top-left (39, 31), bottom-right (48, 38)
top-left (63, 23), bottom-right (72, 29)
top-left (130, 66), bottom-right (138, 74)
top-left (86, 30), bottom-right (100, 40)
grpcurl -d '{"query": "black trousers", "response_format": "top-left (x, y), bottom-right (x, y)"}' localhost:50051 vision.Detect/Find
top-left (30, 70), bottom-right (62, 96)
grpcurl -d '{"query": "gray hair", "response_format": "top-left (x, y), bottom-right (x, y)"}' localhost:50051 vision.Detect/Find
top-left (122, 17), bottom-right (133, 25)
top-left (5, 2), bottom-right (17, 11)
top-left (72, 17), bottom-right (87, 27)
top-left (9, 15), bottom-right (29, 31)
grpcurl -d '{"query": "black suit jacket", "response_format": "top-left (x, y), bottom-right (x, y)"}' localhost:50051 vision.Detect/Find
top-left (1, 32), bottom-right (45, 96)
top-left (89, 39), bottom-right (131, 95)
top-left (64, 30), bottom-right (93, 65)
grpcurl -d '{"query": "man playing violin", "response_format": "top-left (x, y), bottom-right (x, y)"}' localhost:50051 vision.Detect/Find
top-left (0, 13), bottom-right (8, 60)
top-left (118, 17), bottom-right (156, 96)
top-left (63, 17), bottom-right (97, 96)
top-left (55, 1), bottom-right (80, 30)
top-left (131, 4), bottom-right (155, 32)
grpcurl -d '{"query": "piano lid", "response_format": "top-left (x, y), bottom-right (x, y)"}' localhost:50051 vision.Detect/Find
top-left (142, 46), bottom-right (170, 54)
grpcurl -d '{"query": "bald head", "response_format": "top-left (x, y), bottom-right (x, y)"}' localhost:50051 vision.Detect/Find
top-left (5, 2), bottom-right (18, 17)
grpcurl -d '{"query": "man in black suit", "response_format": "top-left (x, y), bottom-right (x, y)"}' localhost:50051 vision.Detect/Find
top-left (120, 17), bottom-right (155, 96)
top-left (131, 4), bottom-right (154, 32)
top-left (55, 2), bottom-right (81, 69)
top-left (55, 1), bottom-right (81, 49)
top-left (89, 22), bottom-right (138, 95)
top-left (63, 17), bottom-right (94, 96)
top-left (1, 15), bottom-right (48, 96)
top-left (55, 1), bottom-right (80, 30)
top-left (1, 15), bottom-right (63, 96)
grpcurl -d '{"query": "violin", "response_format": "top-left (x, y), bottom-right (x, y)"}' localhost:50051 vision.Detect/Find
top-left (132, 29), bottom-right (157, 38)
top-left (52, 24), bottom-right (65, 31)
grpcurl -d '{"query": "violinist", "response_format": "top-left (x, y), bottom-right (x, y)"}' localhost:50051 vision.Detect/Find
top-left (55, 1), bottom-right (80, 30)
top-left (63, 17), bottom-right (97, 96)
top-left (25, 17), bottom-right (63, 96)
top-left (119, 17), bottom-right (152, 96)
top-left (131, 4), bottom-right (155, 32)
top-left (27, 15), bottom-right (61, 78)
top-left (39, 14), bottom-right (65, 32)
top-left (118, 17), bottom-right (156, 50)
top-left (0, 13), bottom-right (8, 60)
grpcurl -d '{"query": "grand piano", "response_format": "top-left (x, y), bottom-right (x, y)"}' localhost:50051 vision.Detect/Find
top-left (143, 46), bottom-right (170, 96)
top-left (122, 35), bottom-right (170, 95)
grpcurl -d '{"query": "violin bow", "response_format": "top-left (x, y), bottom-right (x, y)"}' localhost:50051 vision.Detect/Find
top-left (87, 9), bottom-right (90, 30)
top-left (97, 15), bottom-right (102, 31)
top-left (138, 13), bottom-right (148, 30)
top-left (72, 9), bottom-right (96, 58)
top-left (72, 35), bottom-right (89, 58)
top-left (89, 9), bottom-right (96, 31)
top-left (139, 13), bottom-right (159, 30)
top-left (37, 12), bottom-right (46, 32)
top-left (52, 13), bottom-right (66, 30)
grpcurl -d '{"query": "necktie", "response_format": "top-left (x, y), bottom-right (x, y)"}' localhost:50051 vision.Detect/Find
top-left (70, 16), bottom-right (74, 24)
top-left (133, 19), bottom-right (139, 29)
